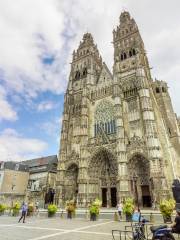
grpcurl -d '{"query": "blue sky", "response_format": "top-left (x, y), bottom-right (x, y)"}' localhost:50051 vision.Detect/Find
top-left (0, 0), bottom-right (180, 161)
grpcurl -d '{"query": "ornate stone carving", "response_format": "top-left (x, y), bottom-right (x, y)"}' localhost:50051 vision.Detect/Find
top-left (127, 135), bottom-right (145, 149)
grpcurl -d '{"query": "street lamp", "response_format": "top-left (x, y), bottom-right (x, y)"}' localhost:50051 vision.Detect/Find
top-left (11, 174), bottom-right (16, 208)
top-left (133, 174), bottom-right (139, 207)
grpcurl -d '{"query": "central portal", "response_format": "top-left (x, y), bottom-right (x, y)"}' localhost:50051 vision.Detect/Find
top-left (89, 148), bottom-right (118, 207)
top-left (101, 187), bottom-right (117, 207)
top-left (129, 154), bottom-right (152, 207)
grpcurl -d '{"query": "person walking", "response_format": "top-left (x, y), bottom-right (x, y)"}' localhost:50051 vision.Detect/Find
top-left (117, 202), bottom-right (123, 220)
top-left (18, 202), bottom-right (27, 223)
top-left (171, 210), bottom-right (180, 234)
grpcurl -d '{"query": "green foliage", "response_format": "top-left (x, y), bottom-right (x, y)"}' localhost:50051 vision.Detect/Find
top-left (89, 198), bottom-right (102, 216)
top-left (12, 202), bottom-right (20, 216)
top-left (66, 200), bottom-right (76, 213)
top-left (48, 204), bottom-right (57, 215)
top-left (123, 198), bottom-right (134, 216)
top-left (0, 204), bottom-right (6, 213)
top-left (159, 199), bottom-right (175, 217)
top-left (28, 203), bottom-right (34, 212)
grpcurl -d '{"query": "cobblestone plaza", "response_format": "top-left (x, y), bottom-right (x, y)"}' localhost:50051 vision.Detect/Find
top-left (0, 214), bottom-right (173, 240)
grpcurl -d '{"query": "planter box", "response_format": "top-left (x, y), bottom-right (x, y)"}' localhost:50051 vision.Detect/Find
top-left (125, 214), bottom-right (132, 222)
top-left (67, 211), bottom-right (72, 219)
top-left (27, 211), bottom-right (34, 217)
top-left (90, 213), bottom-right (97, 221)
top-left (48, 212), bottom-right (56, 218)
top-left (163, 215), bottom-right (172, 223)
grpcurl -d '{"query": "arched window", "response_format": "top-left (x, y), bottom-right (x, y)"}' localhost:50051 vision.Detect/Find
top-left (120, 54), bottom-right (124, 61)
top-left (82, 68), bottom-right (87, 77)
top-left (107, 122), bottom-right (111, 134)
top-left (132, 49), bottom-right (136, 56)
top-left (156, 87), bottom-right (160, 93)
top-left (105, 122), bottom-right (107, 133)
top-left (75, 71), bottom-right (80, 80)
top-left (94, 124), bottom-right (97, 136)
top-left (129, 50), bottom-right (132, 57)
top-left (123, 52), bottom-right (127, 59)
top-left (162, 87), bottom-right (166, 93)
top-left (168, 127), bottom-right (171, 136)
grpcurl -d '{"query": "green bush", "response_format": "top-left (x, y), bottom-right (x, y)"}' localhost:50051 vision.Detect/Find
top-left (0, 204), bottom-right (6, 214)
top-left (65, 200), bottom-right (76, 213)
top-left (123, 198), bottom-right (134, 216)
top-left (159, 199), bottom-right (175, 217)
top-left (89, 198), bottom-right (102, 216)
top-left (28, 204), bottom-right (34, 212)
top-left (12, 202), bottom-right (21, 216)
top-left (48, 204), bottom-right (57, 216)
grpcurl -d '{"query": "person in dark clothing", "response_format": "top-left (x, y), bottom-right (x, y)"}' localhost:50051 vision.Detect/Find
top-left (172, 210), bottom-right (180, 233)
top-left (18, 202), bottom-right (28, 223)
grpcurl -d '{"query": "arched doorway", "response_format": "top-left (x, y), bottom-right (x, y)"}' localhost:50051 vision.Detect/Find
top-left (129, 154), bottom-right (152, 207)
top-left (89, 148), bottom-right (118, 207)
top-left (65, 163), bottom-right (78, 201)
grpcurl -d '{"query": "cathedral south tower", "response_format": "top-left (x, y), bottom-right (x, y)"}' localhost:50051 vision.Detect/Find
top-left (56, 12), bottom-right (180, 207)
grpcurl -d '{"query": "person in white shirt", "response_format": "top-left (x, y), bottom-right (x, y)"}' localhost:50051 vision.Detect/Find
top-left (117, 202), bottom-right (123, 219)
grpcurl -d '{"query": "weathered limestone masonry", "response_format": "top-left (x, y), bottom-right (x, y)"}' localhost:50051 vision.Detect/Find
top-left (55, 11), bottom-right (180, 208)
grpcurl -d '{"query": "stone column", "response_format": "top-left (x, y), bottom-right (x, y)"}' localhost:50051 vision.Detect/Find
top-left (137, 68), bottom-right (169, 201)
top-left (56, 94), bottom-right (69, 207)
top-left (113, 83), bottom-right (130, 202)
top-left (78, 88), bottom-right (90, 207)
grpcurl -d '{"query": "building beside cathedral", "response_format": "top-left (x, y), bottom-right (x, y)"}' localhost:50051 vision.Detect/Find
top-left (56, 11), bottom-right (180, 208)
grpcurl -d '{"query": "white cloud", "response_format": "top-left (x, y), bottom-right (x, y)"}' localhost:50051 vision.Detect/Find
top-left (40, 117), bottom-right (62, 137)
top-left (0, 0), bottom-right (67, 98)
top-left (0, 86), bottom-right (17, 121)
top-left (0, 128), bottom-right (48, 161)
top-left (0, 0), bottom-right (179, 115)
top-left (37, 100), bottom-right (57, 112)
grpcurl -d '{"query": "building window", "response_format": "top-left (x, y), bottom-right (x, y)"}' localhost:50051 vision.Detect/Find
top-left (162, 87), bottom-right (166, 93)
top-left (123, 52), bottom-right (127, 59)
top-left (75, 71), bottom-right (80, 80)
top-left (156, 87), bottom-right (160, 93)
top-left (82, 68), bottom-right (87, 77)
top-left (168, 127), bottom-right (171, 136)
top-left (132, 49), bottom-right (136, 56)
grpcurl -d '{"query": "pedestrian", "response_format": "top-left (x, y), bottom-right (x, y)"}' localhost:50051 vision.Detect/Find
top-left (171, 210), bottom-right (180, 234)
top-left (132, 207), bottom-right (141, 222)
top-left (18, 202), bottom-right (27, 223)
top-left (117, 202), bottom-right (123, 220)
top-left (35, 201), bottom-right (39, 212)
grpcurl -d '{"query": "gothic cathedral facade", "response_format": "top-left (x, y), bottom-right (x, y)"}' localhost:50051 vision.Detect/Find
top-left (56, 12), bottom-right (180, 208)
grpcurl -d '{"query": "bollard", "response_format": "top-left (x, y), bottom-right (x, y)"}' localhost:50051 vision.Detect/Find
top-left (72, 210), bottom-right (76, 218)
top-left (114, 212), bottom-right (119, 221)
top-left (85, 210), bottom-right (89, 220)
top-left (60, 210), bottom-right (63, 219)
top-left (150, 212), bottom-right (154, 223)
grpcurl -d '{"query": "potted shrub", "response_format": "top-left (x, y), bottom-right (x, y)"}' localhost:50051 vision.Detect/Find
top-left (89, 198), bottom-right (102, 221)
top-left (159, 199), bottom-right (175, 223)
top-left (48, 204), bottom-right (57, 217)
top-left (0, 204), bottom-right (6, 216)
top-left (12, 202), bottom-right (20, 216)
top-left (123, 198), bottom-right (134, 221)
top-left (66, 200), bottom-right (76, 219)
